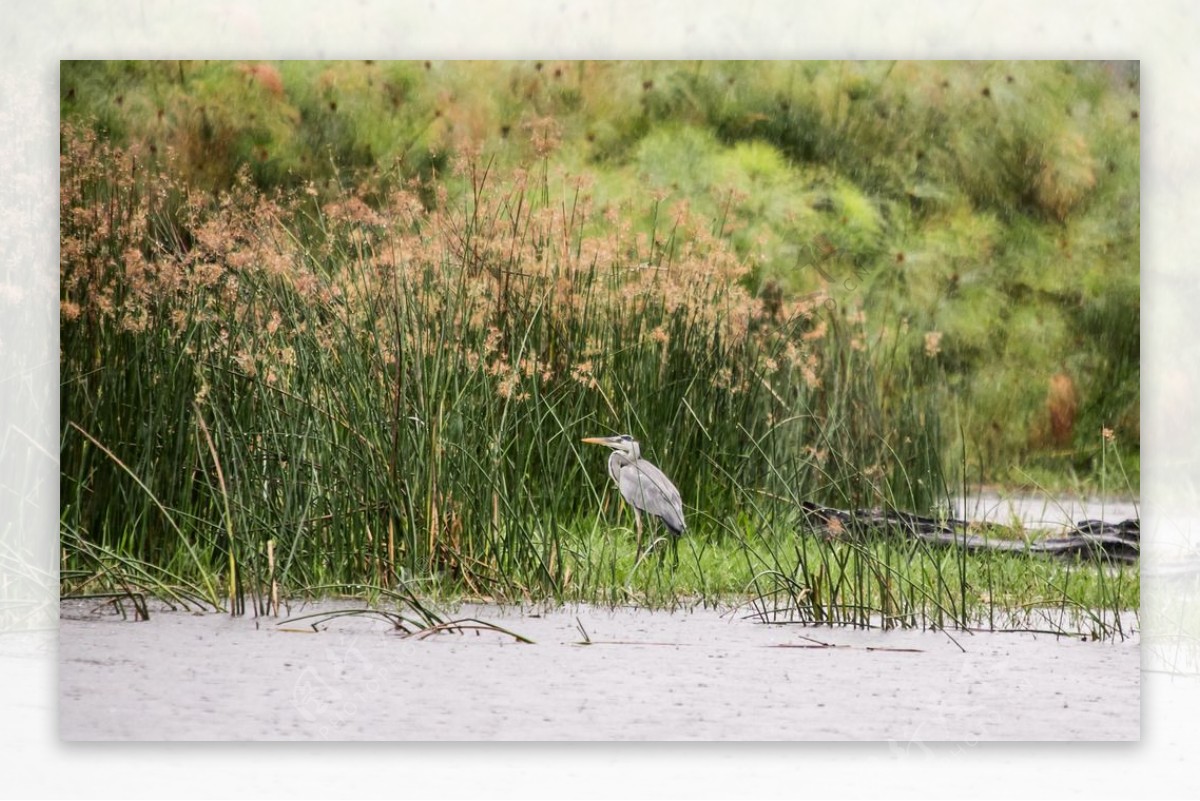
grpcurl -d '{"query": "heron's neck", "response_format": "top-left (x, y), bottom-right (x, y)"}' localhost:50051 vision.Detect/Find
top-left (607, 444), bottom-right (639, 476)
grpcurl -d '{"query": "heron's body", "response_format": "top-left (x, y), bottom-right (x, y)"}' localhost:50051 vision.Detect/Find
top-left (582, 434), bottom-right (686, 559)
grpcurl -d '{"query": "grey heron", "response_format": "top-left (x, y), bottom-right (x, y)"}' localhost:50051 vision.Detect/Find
top-left (581, 434), bottom-right (686, 561)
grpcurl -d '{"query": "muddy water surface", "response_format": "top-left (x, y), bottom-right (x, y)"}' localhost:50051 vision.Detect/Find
top-left (955, 493), bottom-right (1140, 529)
top-left (59, 601), bottom-right (1139, 741)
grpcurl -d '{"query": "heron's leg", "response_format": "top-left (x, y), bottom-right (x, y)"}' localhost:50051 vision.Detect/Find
top-left (633, 509), bottom-right (643, 559)
top-left (653, 530), bottom-right (678, 568)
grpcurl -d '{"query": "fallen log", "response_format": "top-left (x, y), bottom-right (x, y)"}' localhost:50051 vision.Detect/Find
top-left (799, 501), bottom-right (1140, 564)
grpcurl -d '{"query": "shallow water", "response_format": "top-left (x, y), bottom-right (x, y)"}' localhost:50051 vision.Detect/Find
top-left (59, 600), bottom-right (1139, 741)
top-left (954, 493), bottom-right (1140, 529)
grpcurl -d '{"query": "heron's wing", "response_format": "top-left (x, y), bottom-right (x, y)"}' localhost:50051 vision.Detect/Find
top-left (618, 459), bottom-right (686, 534)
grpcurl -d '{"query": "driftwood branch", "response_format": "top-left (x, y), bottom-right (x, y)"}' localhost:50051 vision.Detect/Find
top-left (799, 502), bottom-right (1140, 564)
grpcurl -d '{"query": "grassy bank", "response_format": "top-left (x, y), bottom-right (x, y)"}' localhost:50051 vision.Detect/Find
top-left (60, 121), bottom-right (1137, 636)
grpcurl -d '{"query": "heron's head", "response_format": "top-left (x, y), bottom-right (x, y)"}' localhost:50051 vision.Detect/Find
top-left (581, 434), bottom-right (639, 458)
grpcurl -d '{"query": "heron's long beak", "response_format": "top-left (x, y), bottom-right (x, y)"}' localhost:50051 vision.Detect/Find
top-left (581, 436), bottom-right (615, 447)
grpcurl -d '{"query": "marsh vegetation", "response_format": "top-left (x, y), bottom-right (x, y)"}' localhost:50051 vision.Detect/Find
top-left (59, 61), bottom-right (1139, 636)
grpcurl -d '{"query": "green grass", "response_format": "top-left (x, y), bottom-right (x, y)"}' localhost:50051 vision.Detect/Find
top-left (550, 515), bottom-right (1138, 633)
top-left (61, 501), bottom-right (1140, 639)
